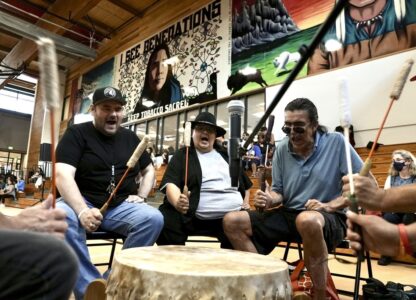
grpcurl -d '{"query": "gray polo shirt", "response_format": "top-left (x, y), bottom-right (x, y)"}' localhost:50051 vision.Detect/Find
top-left (272, 131), bottom-right (363, 210)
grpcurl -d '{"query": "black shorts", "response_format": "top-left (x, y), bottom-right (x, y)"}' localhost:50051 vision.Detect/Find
top-left (249, 207), bottom-right (347, 255)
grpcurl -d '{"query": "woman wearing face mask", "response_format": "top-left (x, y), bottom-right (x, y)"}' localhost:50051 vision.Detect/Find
top-left (378, 149), bottom-right (416, 266)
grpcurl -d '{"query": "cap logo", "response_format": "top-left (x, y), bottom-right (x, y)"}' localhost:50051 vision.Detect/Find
top-left (103, 87), bottom-right (116, 98)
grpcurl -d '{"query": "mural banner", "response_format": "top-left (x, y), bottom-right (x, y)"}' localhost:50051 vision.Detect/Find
top-left (231, 0), bottom-right (416, 95)
top-left (113, 0), bottom-right (231, 122)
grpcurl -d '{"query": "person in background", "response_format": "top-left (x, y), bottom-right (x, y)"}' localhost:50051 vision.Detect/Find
top-left (243, 135), bottom-right (262, 177)
top-left (0, 175), bottom-right (5, 190)
top-left (30, 167), bottom-right (44, 189)
top-left (334, 125), bottom-right (355, 147)
top-left (55, 86), bottom-right (163, 299)
top-left (16, 176), bottom-right (25, 192)
top-left (157, 112), bottom-right (252, 247)
top-left (0, 176), bottom-right (17, 206)
top-left (0, 194), bottom-right (78, 299)
top-left (378, 149), bottom-right (416, 265)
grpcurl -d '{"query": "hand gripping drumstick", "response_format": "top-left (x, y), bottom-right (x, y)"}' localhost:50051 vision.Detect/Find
top-left (100, 135), bottom-right (150, 214)
top-left (360, 59), bottom-right (414, 176)
top-left (182, 122), bottom-right (192, 196)
top-left (352, 59), bottom-right (413, 262)
top-left (37, 38), bottom-right (60, 208)
top-left (263, 115), bottom-right (275, 168)
top-left (339, 79), bottom-right (365, 265)
top-left (257, 115), bottom-right (274, 213)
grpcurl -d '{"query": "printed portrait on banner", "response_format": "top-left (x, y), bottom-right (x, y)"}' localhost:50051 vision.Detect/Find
top-left (230, 0), bottom-right (416, 95)
top-left (114, 0), bottom-right (231, 121)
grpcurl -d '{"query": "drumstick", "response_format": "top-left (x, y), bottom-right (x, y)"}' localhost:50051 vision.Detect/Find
top-left (360, 59), bottom-right (414, 175)
top-left (36, 38), bottom-right (60, 208)
top-left (182, 122), bottom-right (192, 196)
top-left (264, 115), bottom-right (275, 167)
top-left (100, 135), bottom-right (149, 214)
top-left (339, 78), bottom-right (364, 264)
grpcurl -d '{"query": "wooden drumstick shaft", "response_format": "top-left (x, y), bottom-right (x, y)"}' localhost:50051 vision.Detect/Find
top-left (100, 136), bottom-right (149, 214)
top-left (183, 122), bottom-right (192, 195)
top-left (257, 167), bottom-right (266, 213)
top-left (339, 78), bottom-right (365, 261)
top-left (367, 59), bottom-right (413, 160)
top-left (354, 59), bottom-right (413, 260)
top-left (37, 38), bottom-right (60, 208)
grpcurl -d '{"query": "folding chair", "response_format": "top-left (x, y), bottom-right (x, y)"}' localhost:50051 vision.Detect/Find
top-left (86, 230), bottom-right (125, 269)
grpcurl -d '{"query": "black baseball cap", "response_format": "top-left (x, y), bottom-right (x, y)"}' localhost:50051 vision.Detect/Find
top-left (92, 87), bottom-right (126, 105)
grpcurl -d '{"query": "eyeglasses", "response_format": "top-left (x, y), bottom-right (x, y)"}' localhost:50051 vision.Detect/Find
top-left (281, 123), bottom-right (308, 135)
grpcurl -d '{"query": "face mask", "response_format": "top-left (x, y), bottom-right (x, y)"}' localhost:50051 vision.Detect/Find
top-left (393, 161), bottom-right (406, 172)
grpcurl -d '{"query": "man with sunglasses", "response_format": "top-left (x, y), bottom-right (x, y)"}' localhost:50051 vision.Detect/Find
top-left (224, 98), bottom-right (372, 299)
top-left (157, 112), bottom-right (252, 247)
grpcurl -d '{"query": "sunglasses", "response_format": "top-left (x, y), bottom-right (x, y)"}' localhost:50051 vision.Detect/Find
top-left (281, 124), bottom-right (308, 135)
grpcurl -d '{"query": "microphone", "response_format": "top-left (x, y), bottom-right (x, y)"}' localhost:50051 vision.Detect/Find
top-left (227, 100), bottom-right (245, 187)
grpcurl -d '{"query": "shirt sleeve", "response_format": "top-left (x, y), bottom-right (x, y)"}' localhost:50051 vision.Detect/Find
top-left (56, 126), bottom-right (85, 168)
top-left (138, 143), bottom-right (153, 171)
top-left (271, 145), bottom-right (284, 195)
top-left (159, 150), bottom-right (184, 192)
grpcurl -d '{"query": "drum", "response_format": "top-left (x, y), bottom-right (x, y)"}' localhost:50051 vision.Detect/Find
top-left (106, 245), bottom-right (291, 300)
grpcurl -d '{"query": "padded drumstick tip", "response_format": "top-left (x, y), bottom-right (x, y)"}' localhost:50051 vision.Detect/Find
top-left (338, 78), bottom-right (352, 128)
top-left (127, 135), bottom-right (150, 168)
top-left (184, 122), bottom-right (192, 147)
top-left (36, 37), bottom-right (60, 109)
top-left (390, 59), bottom-right (414, 100)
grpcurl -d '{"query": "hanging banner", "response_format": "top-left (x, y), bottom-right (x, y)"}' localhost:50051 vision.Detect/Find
top-left (114, 0), bottom-right (231, 122)
top-left (230, 0), bottom-right (416, 95)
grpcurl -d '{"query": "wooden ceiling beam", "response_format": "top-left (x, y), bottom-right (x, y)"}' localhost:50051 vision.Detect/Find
top-left (106, 0), bottom-right (143, 17)
top-left (0, 0), bottom-right (103, 85)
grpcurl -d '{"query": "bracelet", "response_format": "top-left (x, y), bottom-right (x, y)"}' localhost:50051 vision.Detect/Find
top-left (77, 207), bottom-right (89, 220)
top-left (398, 223), bottom-right (413, 255)
top-left (138, 195), bottom-right (147, 202)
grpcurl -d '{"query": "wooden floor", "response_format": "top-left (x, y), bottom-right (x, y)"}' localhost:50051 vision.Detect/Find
top-left (1, 205), bottom-right (414, 299)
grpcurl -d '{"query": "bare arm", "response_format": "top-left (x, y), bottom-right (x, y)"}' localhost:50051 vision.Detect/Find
top-left (56, 162), bottom-right (102, 231)
top-left (137, 163), bottom-right (155, 199)
top-left (165, 183), bottom-right (189, 214)
top-left (347, 211), bottom-right (416, 256)
top-left (343, 174), bottom-right (416, 212)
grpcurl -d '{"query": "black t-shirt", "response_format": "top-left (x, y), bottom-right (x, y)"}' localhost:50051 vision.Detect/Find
top-left (56, 122), bottom-right (152, 208)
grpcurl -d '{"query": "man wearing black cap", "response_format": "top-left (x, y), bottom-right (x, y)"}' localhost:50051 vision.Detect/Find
top-left (55, 86), bottom-right (164, 299)
top-left (157, 112), bottom-right (252, 247)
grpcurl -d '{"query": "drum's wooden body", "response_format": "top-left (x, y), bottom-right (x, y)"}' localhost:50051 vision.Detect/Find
top-left (107, 245), bottom-right (291, 300)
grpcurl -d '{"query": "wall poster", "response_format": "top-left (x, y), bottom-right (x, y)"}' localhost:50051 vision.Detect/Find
top-left (114, 0), bottom-right (231, 122)
top-left (231, 0), bottom-right (416, 95)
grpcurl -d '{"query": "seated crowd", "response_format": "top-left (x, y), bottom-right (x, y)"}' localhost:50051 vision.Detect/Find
top-left (1, 88), bottom-right (415, 300)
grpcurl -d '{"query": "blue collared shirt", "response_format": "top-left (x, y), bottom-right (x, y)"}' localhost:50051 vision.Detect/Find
top-left (271, 131), bottom-right (363, 210)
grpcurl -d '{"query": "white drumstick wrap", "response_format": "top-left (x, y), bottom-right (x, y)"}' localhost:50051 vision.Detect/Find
top-left (338, 78), bottom-right (354, 195)
top-left (390, 59), bottom-right (414, 99)
top-left (184, 122), bottom-right (192, 147)
top-left (127, 135), bottom-right (149, 168)
top-left (37, 38), bottom-right (60, 109)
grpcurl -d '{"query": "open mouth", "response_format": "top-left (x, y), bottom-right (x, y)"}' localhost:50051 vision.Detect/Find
top-left (106, 120), bottom-right (117, 126)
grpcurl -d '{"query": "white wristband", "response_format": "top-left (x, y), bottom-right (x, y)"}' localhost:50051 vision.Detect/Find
top-left (77, 207), bottom-right (89, 220)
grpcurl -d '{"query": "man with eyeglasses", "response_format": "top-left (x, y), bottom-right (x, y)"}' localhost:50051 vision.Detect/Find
top-left (224, 98), bottom-right (374, 299)
top-left (157, 111), bottom-right (252, 247)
